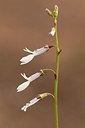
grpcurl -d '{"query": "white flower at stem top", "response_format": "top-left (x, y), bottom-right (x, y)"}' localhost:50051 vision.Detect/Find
top-left (21, 93), bottom-right (54, 112)
top-left (49, 27), bottom-right (56, 36)
top-left (17, 72), bottom-right (42, 92)
top-left (20, 45), bottom-right (53, 65)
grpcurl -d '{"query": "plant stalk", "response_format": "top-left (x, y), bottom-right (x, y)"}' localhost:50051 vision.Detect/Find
top-left (54, 20), bottom-right (59, 128)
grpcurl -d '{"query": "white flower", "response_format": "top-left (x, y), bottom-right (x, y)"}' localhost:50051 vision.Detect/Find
top-left (20, 45), bottom-right (49, 65)
top-left (17, 72), bottom-right (42, 92)
top-left (21, 97), bottom-right (40, 112)
top-left (49, 27), bottom-right (56, 36)
top-left (21, 93), bottom-right (54, 112)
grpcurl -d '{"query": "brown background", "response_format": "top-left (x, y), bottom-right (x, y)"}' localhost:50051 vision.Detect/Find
top-left (0, 0), bottom-right (85, 128)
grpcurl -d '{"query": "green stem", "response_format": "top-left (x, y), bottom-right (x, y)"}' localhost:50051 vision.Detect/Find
top-left (54, 21), bottom-right (59, 128)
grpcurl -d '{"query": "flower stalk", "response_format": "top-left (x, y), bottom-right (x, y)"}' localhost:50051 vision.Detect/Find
top-left (46, 5), bottom-right (59, 128)
top-left (53, 5), bottom-right (59, 128)
top-left (40, 68), bottom-right (56, 78)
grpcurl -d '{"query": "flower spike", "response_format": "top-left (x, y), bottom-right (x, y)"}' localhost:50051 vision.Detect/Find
top-left (21, 93), bottom-right (54, 112)
top-left (17, 72), bottom-right (42, 92)
top-left (20, 45), bottom-right (53, 65)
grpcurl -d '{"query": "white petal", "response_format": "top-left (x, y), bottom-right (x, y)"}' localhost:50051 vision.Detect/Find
top-left (23, 47), bottom-right (33, 53)
top-left (21, 73), bottom-right (29, 80)
top-left (17, 81), bottom-right (30, 92)
top-left (49, 27), bottom-right (56, 36)
top-left (20, 54), bottom-right (34, 65)
top-left (28, 98), bottom-right (40, 106)
top-left (28, 72), bottom-right (41, 82)
top-left (33, 45), bottom-right (49, 56)
top-left (21, 98), bottom-right (40, 111)
top-left (21, 105), bottom-right (28, 112)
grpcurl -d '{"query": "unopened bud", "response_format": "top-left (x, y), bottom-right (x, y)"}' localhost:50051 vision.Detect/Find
top-left (53, 5), bottom-right (58, 18)
top-left (45, 8), bottom-right (53, 17)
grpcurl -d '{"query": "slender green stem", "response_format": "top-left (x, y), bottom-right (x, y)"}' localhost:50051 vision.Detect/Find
top-left (54, 21), bottom-right (59, 128)
top-left (46, 5), bottom-right (59, 128)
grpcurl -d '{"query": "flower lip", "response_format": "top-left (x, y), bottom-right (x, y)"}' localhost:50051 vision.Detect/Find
top-left (17, 72), bottom-right (42, 92)
top-left (20, 54), bottom-right (34, 65)
top-left (17, 81), bottom-right (30, 92)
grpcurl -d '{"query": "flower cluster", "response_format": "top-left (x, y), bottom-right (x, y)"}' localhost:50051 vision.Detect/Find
top-left (17, 44), bottom-right (55, 111)
top-left (17, 5), bottom-right (59, 112)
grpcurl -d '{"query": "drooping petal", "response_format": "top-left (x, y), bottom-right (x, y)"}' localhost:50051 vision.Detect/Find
top-left (21, 73), bottom-right (29, 80)
top-left (20, 54), bottom-right (34, 65)
top-left (17, 81), bottom-right (30, 92)
top-left (33, 45), bottom-right (49, 56)
top-left (49, 27), bottom-right (56, 36)
top-left (23, 47), bottom-right (33, 53)
top-left (21, 97), bottom-right (40, 112)
top-left (28, 72), bottom-right (42, 82)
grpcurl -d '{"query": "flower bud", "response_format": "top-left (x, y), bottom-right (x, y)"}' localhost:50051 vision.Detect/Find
top-left (45, 8), bottom-right (53, 17)
top-left (53, 5), bottom-right (58, 18)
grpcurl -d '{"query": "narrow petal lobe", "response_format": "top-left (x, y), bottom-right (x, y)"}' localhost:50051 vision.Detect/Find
top-left (23, 48), bottom-right (33, 53)
top-left (20, 54), bottom-right (34, 65)
top-left (17, 81), bottom-right (30, 92)
top-left (21, 73), bottom-right (29, 80)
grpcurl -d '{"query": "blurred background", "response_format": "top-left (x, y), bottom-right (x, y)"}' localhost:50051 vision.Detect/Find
top-left (0, 0), bottom-right (85, 128)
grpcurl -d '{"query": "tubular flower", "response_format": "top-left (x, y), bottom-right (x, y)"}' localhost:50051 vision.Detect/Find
top-left (49, 27), bottom-right (56, 36)
top-left (20, 45), bottom-right (50, 65)
top-left (17, 72), bottom-right (42, 92)
top-left (21, 97), bottom-right (40, 112)
top-left (21, 93), bottom-right (54, 112)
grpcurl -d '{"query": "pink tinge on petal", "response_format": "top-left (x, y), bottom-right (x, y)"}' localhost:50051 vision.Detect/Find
top-left (20, 54), bottom-right (34, 65)
top-left (17, 81), bottom-right (30, 92)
